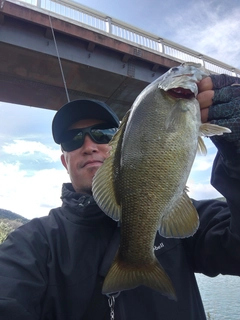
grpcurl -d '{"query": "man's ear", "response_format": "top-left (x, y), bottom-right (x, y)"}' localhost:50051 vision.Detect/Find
top-left (61, 153), bottom-right (68, 171)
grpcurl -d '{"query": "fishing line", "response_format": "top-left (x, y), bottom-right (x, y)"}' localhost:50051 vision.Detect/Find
top-left (48, 15), bottom-right (70, 102)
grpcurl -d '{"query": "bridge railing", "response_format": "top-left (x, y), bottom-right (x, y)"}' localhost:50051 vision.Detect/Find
top-left (9, 0), bottom-right (240, 77)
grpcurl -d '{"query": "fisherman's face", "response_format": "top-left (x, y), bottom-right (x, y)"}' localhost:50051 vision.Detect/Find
top-left (61, 119), bottom-right (111, 195)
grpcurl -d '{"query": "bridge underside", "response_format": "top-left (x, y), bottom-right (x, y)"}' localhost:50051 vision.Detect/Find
top-left (0, 1), bottom-right (177, 119)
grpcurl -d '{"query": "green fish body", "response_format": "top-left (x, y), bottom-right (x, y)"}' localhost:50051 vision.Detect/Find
top-left (92, 62), bottom-right (231, 299)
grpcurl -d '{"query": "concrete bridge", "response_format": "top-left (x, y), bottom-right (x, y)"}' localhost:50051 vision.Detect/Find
top-left (0, 0), bottom-right (239, 118)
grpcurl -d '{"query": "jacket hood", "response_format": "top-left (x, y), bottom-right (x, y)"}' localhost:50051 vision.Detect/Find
top-left (59, 183), bottom-right (116, 226)
top-left (61, 183), bottom-right (94, 208)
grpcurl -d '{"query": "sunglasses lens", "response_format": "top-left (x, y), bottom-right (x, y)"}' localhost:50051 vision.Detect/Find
top-left (91, 128), bottom-right (116, 144)
top-left (61, 127), bottom-right (117, 152)
top-left (61, 131), bottom-right (84, 152)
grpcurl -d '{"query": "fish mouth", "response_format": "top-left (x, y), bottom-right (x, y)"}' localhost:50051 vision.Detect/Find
top-left (167, 87), bottom-right (195, 100)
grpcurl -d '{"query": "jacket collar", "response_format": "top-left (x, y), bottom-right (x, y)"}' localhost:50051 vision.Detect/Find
top-left (61, 183), bottom-right (95, 209)
top-left (60, 183), bottom-right (116, 226)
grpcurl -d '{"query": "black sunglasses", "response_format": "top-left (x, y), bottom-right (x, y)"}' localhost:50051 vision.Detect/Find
top-left (61, 124), bottom-right (118, 152)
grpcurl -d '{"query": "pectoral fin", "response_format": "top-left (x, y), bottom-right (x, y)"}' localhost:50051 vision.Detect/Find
top-left (197, 123), bottom-right (231, 155)
top-left (200, 123), bottom-right (231, 137)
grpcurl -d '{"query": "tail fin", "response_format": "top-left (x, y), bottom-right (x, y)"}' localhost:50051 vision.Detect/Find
top-left (102, 254), bottom-right (177, 301)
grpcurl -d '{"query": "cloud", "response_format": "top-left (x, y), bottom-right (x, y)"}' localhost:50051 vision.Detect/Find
top-left (69, 0), bottom-right (240, 70)
top-left (192, 152), bottom-right (216, 172)
top-left (187, 138), bottom-right (220, 199)
top-left (192, 157), bottom-right (213, 172)
top-left (0, 161), bottom-right (70, 219)
top-left (0, 103), bottom-right (68, 219)
top-left (164, 0), bottom-right (240, 68)
top-left (187, 179), bottom-right (222, 200)
top-left (189, 138), bottom-right (217, 177)
top-left (3, 139), bottom-right (60, 162)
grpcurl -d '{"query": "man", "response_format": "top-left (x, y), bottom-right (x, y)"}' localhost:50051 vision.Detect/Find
top-left (0, 74), bottom-right (240, 320)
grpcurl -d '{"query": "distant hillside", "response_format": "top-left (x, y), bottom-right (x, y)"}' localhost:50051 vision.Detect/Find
top-left (0, 208), bottom-right (29, 224)
top-left (0, 209), bottom-right (29, 244)
top-left (216, 197), bottom-right (226, 202)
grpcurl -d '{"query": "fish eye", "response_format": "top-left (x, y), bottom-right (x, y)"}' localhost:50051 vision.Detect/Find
top-left (171, 67), bottom-right (179, 72)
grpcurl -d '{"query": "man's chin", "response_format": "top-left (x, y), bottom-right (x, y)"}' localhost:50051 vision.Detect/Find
top-left (87, 165), bottom-right (101, 177)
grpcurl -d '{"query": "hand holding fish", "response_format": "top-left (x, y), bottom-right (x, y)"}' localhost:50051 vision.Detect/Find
top-left (198, 75), bottom-right (240, 153)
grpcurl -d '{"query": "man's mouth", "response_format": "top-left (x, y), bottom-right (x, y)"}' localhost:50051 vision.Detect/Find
top-left (83, 160), bottom-right (103, 168)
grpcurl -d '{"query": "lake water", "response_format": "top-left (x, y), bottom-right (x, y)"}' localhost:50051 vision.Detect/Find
top-left (196, 274), bottom-right (240, 320)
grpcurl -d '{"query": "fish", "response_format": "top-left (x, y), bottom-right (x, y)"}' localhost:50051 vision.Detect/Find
top-left (92, 62), bottom-right (231, 300)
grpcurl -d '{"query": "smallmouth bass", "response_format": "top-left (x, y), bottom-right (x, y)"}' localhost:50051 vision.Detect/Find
top-left (92, 62), bottom-right (231, 300)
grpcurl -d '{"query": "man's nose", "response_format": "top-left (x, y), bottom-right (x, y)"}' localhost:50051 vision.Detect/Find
top-left (81, 134), bottom-right (98, 152)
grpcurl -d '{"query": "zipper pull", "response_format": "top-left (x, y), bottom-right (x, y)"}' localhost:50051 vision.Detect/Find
top-left (107, 292), bottom-right (120, 320)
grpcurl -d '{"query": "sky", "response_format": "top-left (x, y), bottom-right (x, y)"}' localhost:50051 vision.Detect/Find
top-left (1, 0), bottom-right (240, 219)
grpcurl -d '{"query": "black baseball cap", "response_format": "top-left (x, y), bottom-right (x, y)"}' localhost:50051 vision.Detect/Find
top-left (52, 99), bottom-right (120, 144)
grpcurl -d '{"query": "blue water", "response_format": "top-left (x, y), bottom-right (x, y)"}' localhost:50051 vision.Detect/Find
top-left (196, 274), bottom-right (240, 320)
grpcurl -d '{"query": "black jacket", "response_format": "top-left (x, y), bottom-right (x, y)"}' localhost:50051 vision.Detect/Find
top-left (0, 148), bottom-right (240, 320)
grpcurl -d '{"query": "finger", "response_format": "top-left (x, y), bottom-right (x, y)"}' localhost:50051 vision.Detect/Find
top-left (200, 108), bottom-right (209, 123)
top-left (197, 76), bottom-right (213, 93)
top-left (197, 90), bottom-right (214, 109)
